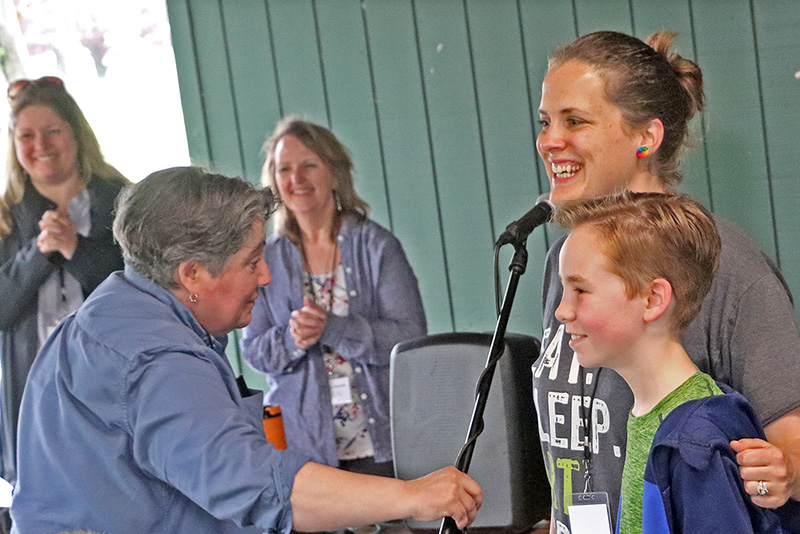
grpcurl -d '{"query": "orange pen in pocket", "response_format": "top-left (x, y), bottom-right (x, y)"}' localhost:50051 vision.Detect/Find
top-left (262, 405), bottom-right (287, 450)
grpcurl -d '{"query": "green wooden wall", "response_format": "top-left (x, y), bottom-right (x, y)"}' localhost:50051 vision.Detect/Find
top-left (165, 0), bottom-right (800, 383)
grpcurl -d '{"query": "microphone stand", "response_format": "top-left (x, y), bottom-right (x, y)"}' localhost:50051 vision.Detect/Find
top-left (438, 237), bottom-right (529, 534)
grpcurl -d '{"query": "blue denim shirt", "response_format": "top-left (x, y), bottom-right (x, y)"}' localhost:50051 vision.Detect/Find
top-left (241, 217), bottom-right (427, 466)
top-left (11, 267), bottom-right (309, 534)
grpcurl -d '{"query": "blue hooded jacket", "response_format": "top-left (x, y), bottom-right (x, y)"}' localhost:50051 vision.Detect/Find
top-left (640, 389), bottom-right (798, 533)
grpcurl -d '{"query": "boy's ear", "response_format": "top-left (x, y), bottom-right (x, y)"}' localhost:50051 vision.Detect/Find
top-left (643, 278), bottom-right (672, 323)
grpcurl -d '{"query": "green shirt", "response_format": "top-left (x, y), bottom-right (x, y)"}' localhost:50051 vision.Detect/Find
top-left (618, 370), bottom-right (723, 534)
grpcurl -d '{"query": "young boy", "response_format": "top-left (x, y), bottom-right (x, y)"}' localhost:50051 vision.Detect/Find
top-left (552, 191), bottom-right (786, 533)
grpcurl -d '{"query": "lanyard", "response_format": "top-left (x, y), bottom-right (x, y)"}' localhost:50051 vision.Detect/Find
top-left (579, 366), bottom-right (602, 493)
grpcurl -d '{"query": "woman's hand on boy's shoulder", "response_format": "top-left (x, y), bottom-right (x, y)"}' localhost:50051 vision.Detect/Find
top-left (731, 437), bottom-right (793, 507)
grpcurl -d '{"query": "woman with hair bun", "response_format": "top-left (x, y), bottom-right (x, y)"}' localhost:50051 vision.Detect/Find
top-left (532, 31), bottom-right (800, 533)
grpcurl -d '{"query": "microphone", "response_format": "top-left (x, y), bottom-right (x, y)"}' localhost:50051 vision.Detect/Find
top-left (496, 194), bottom-right (554, 246)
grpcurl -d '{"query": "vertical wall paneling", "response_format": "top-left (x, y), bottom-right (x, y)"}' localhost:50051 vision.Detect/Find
top-left (683, 1), bottom-right (716, 211)
top-left (268, 0), bottom-right (328, 124)
top-left (315, 1), bottom-right (391, 226)
top-left (363, 0), bottom-right (454, 334)
top-left (185, 2), bottom-right (244, 177)
top-left (359, 3), bottom-right (394, 231)
top-left (219, 0), bottom-right (282, 184)
top-left (751, 0), bottom-right (800, 297)
top-left (465, 0), bottom-right (548, 333)
top-left (462, 0), bottom-right (497, 243)
top-left (573, 0), bottom-right (633, 36)
top-left (168, 0), bottom-right (800, 336)
top-left (691, 0), bottom-right (777, 260)
top-left (413, 0), bottom-right (497, 332)
top-left (747, 0), bottom-right (780, 266)
top-left (166, 0), bottom-right (211, 165)
top-left (227, 330), bottom-right (243, 376)
top-left (362, 0), bottom-right (454, 333)
top-left (361, 3), bottom-right (394, 231)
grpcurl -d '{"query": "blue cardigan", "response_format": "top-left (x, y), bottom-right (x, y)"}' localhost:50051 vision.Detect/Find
top-left (241, 217), bottom-right (427, 466)
top-left (640, 389), bottom-right (797, 533)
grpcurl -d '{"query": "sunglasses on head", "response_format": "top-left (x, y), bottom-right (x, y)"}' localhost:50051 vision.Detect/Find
top-left (7, 76), bottom-right (65, 100)
top-left (264, 186), bottom-right (282, 218)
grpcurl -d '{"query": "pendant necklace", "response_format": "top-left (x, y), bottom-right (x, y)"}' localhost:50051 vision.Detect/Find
top-left (300, 236), bottom-right (338, 313)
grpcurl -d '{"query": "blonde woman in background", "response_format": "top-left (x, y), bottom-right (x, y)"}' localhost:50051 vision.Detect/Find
top-left (242, 118), bottom-right (426, 482)
top-left (0, 76), bottom-right (128, 488)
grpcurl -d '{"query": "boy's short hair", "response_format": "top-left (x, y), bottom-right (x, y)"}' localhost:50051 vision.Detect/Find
top-left (553, 191), bottom-right (721, 336)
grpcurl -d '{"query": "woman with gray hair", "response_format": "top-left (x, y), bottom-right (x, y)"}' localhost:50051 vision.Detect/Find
top-left (241, 118), bottom-right (427, 477)
top-left (10, 166), bottom-right (481, 534)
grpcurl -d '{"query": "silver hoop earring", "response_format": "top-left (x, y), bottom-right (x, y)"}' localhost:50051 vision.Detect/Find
top-left (333, 190), bottom-right (343, 213)
top-left (189, 293), bottom-right (198, 303)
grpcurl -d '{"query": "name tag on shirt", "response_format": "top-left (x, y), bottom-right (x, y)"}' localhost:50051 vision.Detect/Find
top-left (568, 492), bottom-right (612, 534)
top-left (329, 375), bottom-right (353, 406)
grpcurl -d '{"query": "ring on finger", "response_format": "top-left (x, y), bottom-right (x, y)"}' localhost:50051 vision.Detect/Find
top-left (757, 480), bottom-right (769, 496)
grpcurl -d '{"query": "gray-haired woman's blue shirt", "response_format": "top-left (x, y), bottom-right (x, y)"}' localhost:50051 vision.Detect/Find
top-left (11, 267), bottom-right (309, 533)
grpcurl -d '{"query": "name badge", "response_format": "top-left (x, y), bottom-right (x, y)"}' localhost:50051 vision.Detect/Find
top-left (568, 492), bottom-right (613, 534)
top-left (329, 375), bottom-right (353, 406)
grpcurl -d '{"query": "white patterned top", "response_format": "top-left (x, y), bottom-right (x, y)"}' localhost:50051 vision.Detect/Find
top-left (305, 264), bottom-right (374, 460)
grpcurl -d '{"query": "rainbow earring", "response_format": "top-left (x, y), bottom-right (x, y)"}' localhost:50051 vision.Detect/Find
top-left (636, 146), bottom-right (650, 159)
